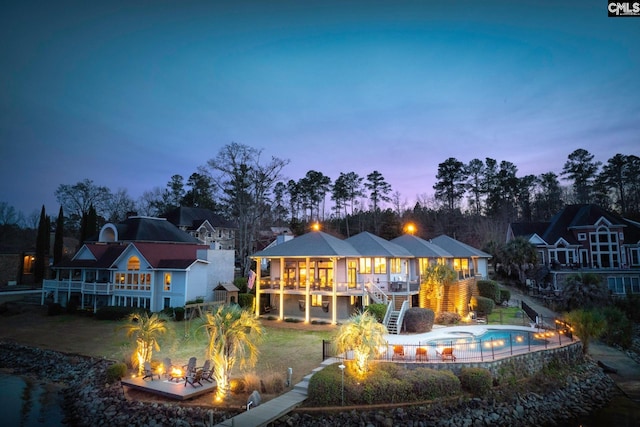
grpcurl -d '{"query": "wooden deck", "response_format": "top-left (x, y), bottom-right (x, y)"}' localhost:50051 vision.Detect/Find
top-left (121, 375), bottom-right (217, 400)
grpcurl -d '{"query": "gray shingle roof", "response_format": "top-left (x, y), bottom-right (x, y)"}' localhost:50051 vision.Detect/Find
top-left (345, 232), bottom-right (413, 257)
top-left (391, 234), bottom-right (452, 258)
top-left (431, 235), bottom-right (491, 258)
top-left (252, 231), bottom-right (360, 258)
top-left (114, 217), bottom-right (200, 243)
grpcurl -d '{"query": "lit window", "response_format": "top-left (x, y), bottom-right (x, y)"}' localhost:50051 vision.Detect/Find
top-left (359, 258), bottom-right (371, 274)
top-left (374, 258), bottom-right (386, 274)
top-left (164, 273), bottom-right (172, 291)
top-left (127, 256), bottom-right (140, 271)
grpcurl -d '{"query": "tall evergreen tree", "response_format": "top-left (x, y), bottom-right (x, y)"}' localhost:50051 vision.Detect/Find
top-left (561, 148), bottom-right (601, 204)
top-left (53, 206), bottom-right (64, 266)
top-left (365, 170), bottom-right (392, 235)
top-left (34, 205), bottom-right (48, 284)
top-left (433, 157), bottom-right (467, 210)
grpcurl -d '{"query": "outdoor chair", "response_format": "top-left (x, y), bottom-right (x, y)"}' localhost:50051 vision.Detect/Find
top-left (142, 361), bottom-right (159, 381)
top-left (200, 359), bottom-right (214, 383)
top-left (184, 369), bottom-right (203, 388)
top-left (392, 345), bottom-right (405, 361)
top-left (182, 357), bottom-right (197, 376)
top-left (415, 347), bottom-right (428, 362)
top-left (436, 347), bottom-right (456, 362)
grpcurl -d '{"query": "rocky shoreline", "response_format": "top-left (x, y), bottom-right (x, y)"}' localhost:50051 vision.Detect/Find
top-left (0, 341), bottom-right (615, 427)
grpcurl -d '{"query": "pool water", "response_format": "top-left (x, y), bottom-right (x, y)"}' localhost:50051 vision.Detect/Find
top-left (0, 373), bottom-right (65, 427)
top-left (424, 328), bottom-right (551, 347)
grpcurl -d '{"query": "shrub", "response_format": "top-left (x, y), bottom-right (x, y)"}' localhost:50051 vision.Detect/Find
top-left (161, 307), bottom-right (174, 318)
top-left (471, 296), bottom-right (495, 315)
top-left (599, 306), bottom-right (632, 349)
top-left (435, 311), bottom-right (461, 325)
top-left (229, 378), bottom-right (245, 394)
top-left (477, 280), bottom-right (500, 302)
top-left (242, 372), bottom-right (261, 394)
top-left (499, 288), bottom-right (511, 304)
top-left (403, 308), bottom-right (435, 332)
top-left (261, 371), bottom-right (286, 394)
top-left (365, 303), bottom-right (387, 322)
top-left (307, 363), bottom-right (461, 406)
top-left (106, 362), bottom-right (128, 383)
top-left (238, 293), bottom-right (255, 310)
top-left (307, 363), bottom-right (344, 406)
top-left (95, 306), bottom-right (138, 320)
top-left (173, 306), bottom-right (185, 321)
top-left (459, 367), bottom-right (492, 396)
top-left (234, 276), bottom-right (248, 293)
top-left (399, 367), bottom-right (461, 400)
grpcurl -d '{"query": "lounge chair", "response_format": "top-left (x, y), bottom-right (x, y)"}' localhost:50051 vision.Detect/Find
top-left (437, 347), bottom-right (456, 362)
top-left (200, 359), bottom-right (214, 383)
top-left (142, 361), bottom-right (159, 380)
top-left (415, 347), bottom-right (429, 362)
top-left (392, 345), bottom-right (405, 360)
top-left (184, 369), bottom-right (203, 388)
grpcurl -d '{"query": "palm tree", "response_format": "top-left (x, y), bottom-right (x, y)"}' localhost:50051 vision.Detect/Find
top-left (120, 312), bottom-right (169, 375)
top-left (335, 311), bottom-right (388, 378)
top-left (419, 264), bottom-right (458, 314)
top-left (565, 309), bottom-right (607, 354)
top-left (199, 304), bottom-right (264, 401)
top-left (562, 272), bottom-right (608, 311)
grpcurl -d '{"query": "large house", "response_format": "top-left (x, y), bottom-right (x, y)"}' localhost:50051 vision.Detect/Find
top-left (163, 206), bottom-right (237, 251)
top-left (507, 204), bottom-right (640, 295)
top-left (251, 230), bottom-right (491, 330)
top-left (42, 216), bottom-right (235, 312)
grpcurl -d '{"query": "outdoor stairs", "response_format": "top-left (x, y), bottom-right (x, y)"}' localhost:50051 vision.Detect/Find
top-left (386, 310), bottom-right (401, 334)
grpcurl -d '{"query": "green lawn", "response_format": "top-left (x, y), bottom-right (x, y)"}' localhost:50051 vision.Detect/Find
top-left (486, 306), bottom-right (531, 326)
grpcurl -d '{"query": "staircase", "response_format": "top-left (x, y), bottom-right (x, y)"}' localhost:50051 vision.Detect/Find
top-left (365, 281), bottom-right (389, 305)
top-left (385, 300), bottom-right (408, 335)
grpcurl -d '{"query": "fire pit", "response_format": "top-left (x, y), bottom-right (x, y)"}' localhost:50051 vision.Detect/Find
top-left (168, 367), bottom-right (183, 382)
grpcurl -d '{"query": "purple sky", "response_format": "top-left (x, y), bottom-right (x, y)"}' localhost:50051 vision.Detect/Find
top-left (1, 1), bottom-right (639, 217)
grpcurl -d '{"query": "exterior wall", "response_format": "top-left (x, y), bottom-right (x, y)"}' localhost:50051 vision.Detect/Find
top-left (441, 277), bottom-right (475, 315)
top-left (415, 341), bottom-right (583, 378)
top-left (201, 249), bottom-right (235, 295)
top-left (0, 254), bottom-right (21, 286)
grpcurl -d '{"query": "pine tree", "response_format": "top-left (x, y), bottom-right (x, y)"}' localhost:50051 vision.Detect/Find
top-left (53, 206), bottom-right (64, 265)
top-left (34, 205), bottom-right (49, 284)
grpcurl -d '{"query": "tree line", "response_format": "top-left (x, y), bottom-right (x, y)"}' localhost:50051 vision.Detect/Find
top-left (1, 145), bottom-right (638, 276)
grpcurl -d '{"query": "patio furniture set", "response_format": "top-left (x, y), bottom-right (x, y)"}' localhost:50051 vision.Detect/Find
top-left (143, 357), bottom-right (215, 387)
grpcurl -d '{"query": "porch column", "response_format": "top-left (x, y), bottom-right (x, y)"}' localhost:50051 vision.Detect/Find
top-left (279, 257), bottom-right (284, 321)
top-left (255, 258), bottom-right (262, 318)
top-left (305, 257), bottom-right (310, 323)
top-left (331, 257), bottom-right (338, 325)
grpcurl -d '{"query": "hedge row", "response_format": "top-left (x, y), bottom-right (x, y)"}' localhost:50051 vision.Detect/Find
top-left (307, 362), bottom-right (461, 406)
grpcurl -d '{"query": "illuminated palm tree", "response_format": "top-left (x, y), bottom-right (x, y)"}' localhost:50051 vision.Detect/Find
top-left (199, 304), bottom-right (264, 401)
top-left (120, 312), bottom-right (168, 375)
top-left (335, 311), bottom-right (388, 378)
top-left (419, 264), bottom-right (457, 314)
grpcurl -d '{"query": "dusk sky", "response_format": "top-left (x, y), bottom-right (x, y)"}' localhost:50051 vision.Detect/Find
top-left (1, 1), bottom-right (638, 218)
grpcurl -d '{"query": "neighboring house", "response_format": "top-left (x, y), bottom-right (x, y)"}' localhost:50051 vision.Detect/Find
top-left (42, 216), bottom-right (235, 312)
top-left (507, 204), bottom-right (640, 295)
top-left (251, 230), bottom-right (491, 328)
top-left (163, 207), bottom-right (237, 250)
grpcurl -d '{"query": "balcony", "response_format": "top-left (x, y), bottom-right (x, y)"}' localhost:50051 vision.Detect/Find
top-left (258, 278), bottom-right (364, 294)
top-left (43, 279), bottom-right (115, 295)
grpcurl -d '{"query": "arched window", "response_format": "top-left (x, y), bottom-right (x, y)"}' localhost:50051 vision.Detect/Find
top-left (127, 256), bottom-right (140, 271)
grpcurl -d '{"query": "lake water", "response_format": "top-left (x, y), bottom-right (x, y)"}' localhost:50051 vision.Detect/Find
top-left (0, 373), bottom-right (65, 427)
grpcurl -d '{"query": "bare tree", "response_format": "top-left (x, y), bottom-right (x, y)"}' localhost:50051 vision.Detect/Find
top-left (207, 143), bottom-right (289, 276)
